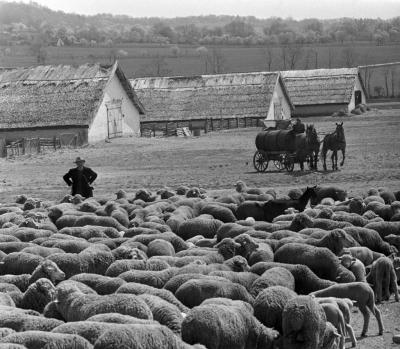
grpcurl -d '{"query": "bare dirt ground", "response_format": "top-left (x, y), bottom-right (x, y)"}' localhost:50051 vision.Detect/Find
top-left (0, 109), bottom-right (400, 347)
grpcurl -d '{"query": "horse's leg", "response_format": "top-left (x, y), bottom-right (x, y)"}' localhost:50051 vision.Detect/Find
top-left (331, 151), bottom-right (336, 170)
top-left (322, 146), bottom-right (327, 171)
top-left (314, 151), bottom-right (318, 170)
top-left (340, 147), bottom-right (346, 167)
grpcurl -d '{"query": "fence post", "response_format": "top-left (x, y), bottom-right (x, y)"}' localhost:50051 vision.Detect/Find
top-left (152, 124), bottom-right (156, 137)
top-left (21, 138), bottom-right (25, 155)
top-left (236, 117), bottom-right (239, 128)
top-left (37, 137), bottom-right (40, 153)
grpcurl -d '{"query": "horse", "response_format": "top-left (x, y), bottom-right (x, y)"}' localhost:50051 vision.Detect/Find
top-left (305, 124), bottom-right (320, 170)
top-left (321, 122), bottom-right (346, 171)
top-left (294, 124), bottom-right (320, 171)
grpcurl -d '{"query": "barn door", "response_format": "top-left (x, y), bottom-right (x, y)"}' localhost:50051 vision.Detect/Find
top-left (355, 90), bottom-right (362, 106)
top-left (106, 99), bottom-right (123, 139)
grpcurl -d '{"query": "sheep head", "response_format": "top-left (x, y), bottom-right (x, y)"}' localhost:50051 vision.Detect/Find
top-left (224, 255), bottom-right (250, 272)
top-left (235, 180), bottom-right (247, 193)
top-left (338, 253), bottom-right (356, 269)
top-left (234, 233), bottom-right (259, 259)
top-left (215, 238), bottom-right (240, 260)
top-left (34, 259), bottom-right (66, 284)
top-left (327, 229), bottom-right (359, 254)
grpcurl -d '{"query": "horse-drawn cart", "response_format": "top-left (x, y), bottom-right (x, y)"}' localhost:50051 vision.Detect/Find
top-left (253, 127), bottom-right (319, 172)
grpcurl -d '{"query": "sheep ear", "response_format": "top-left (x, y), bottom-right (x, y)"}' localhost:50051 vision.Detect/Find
top-left (234, 242), bottom-right (241, 249)
top-left (338, 256), bottom-right (343, 261)
top-left (0, 262), bottom-right (4, 265)
top-left (395, 267), bottom-right (400, 271)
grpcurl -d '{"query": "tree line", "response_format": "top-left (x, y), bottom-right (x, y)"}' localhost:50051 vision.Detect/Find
top-left (0, 1), bottom-right (400, 47)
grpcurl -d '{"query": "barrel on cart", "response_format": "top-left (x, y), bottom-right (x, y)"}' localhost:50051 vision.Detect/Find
top-left (253, 129), bottom-right (298, 172)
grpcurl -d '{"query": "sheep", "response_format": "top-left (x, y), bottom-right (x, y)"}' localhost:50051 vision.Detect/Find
top-left (274, 243), bottom-right (355, 282)
top-left (166, 206), bottom-right (196, 232)
top-left (310, 282), bottom-right (384, 336)
top-left (105, 258), bottom-right (169, 277)
top-left (343, 226), bottom-right (396, 255)
top-left (289, 213), bottom-right (352, 232)
top-left (116, 282), bottom-right (188, 312)
top-left (175, 278), bottom-right (254, 308)
top-left (93, 323), bottom-right (202, 349)
top-left (177, 218), bottom-right (223, 240)
top-left (365, 221), bottom-right (400, 239)
top-left (250, 267), bottom-right (295, 297)
top-left (111, 245), bottom-right (148, 260)
top-left (19, 278), bottom-right (56, 313)
top-left (385, 234), bottom-right (400, 251)
top-left (233, 233), bottom-right (259, 260)
top-left (248, 242), bottom-right (274, 266)
top-left (41, 239), bottom-right (91, 254)
top-left (130, 232), bottom-right (188, 252)
top-left (216, 223), bottom-right (252, 241)
top-left (337, 254), bottom-right (366, 282)
top-left (0, 276), bottom-right (30, 293)
top-left (366, 256), bottom-right (399, 303)
top-left (181, 302), bottom-right (280, 349)
top-left (250, 262), bottom-right (335, 295)
top-left (147, 239), bottom-right (175, 257)
top-left (348, 197), bottom-right (365, 215)
top-left (331, 212), bottom-right (369, 227)
top-left (254, 285), bottom-right (297, 332)
top-left (54, 283), bottom-right (153, 322)
top-left (315, 297), bottom-right (357, 348)
top-left (319, 303), bottom-right (346, 349)
top-left (0, 313), bottom-right (63, 332)
top-left (0, 242), bottom-right (35, 254)
top-left (281, 295), bottom-right (327, 349)
top-left (0, 252), bottom-right (44, 275)
top-left (6, 228), bottom-right (53, 243)
top-left (199, 204), bottom-right (236, 223)
top-left (208, 271), bottom-right (258, 292)
top-left (0, 292), bottom-right (16, 307)
top-left (117, 268), bottom-right (178, 288)
top-left (0, 328), bottom-right (15, 339)
top-left (163, 273), bottom-right (230, 294)
top-left (59, 226), bottom-right (121, 240)
top-left (365, 200), bottom-right (395, 220)
top-left (20, 246), bottom-right (64, 258)
top-left (47, 244), bottom-right (115, 278)
top-left (137, 294), bottom-right (183, 334)
top-left (339, 246), bottom-right (384, 266)
top-left (70, 274), bottom-right (126, 295)
top-left (85, 313), bottom-right (155, 324)
top-left (29, 259), bottom-right (66, 285)
top-left (235, 180), bottom-right (264, 195)
top-left (0, 331), bottom-right (92, 349)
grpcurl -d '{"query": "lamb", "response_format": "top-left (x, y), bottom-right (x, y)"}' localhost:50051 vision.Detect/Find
top-left (175, 278), bottom-right (255, 308)
top-left (250, 267), bottom-right (295, 297)
top-left (310, 282), bottom-right (384, 336)
top-left (0, 331), bottom-right (92, 349)
top-left (147, 239), bottom-right (175, 257)
top-left (54, 283), bottom-right (153, 322)
top-left (29, 259), bottom-right (66, 285)
top-left (93, 323), bottom-right (203, 349)
top-left (339, 246), bottom-right (384, 266)
top-left (274, 243), bottom-right (355, 282)
top-left (248, 242), bottom-right (274, 266)
top-left (365, 201), bottom-right (394, 220)
top-left (337, 254), bottom-right (366, 282)
top-left (105, 258), bottom-right (169, 277)
top-left (19, 278), bottom-right (56, 313)
top-left (233, 233), bottom-right (259, 260)
top-left (0, 313), bottom-right (63, 332)
top-left (181, 302), bottom-right (280, 349)
top-left (366, 256), bottom-right (399, 303)
top-left (250, 262), bottom-right (335, 295)
top-left (116, 282), bottom-right (188, 312)
top-left (235, 180), bottom-right (264, 195)
top-left (254, 285), bottom-right (297, 332)
top-left (343, 226), bottom-right (396, 255)
top-left (177, 218), bottom-right (223, 240)
top-left (281, 295), bottom-right (327, 349)
top-left (319, 302), bottom-right (346, 349)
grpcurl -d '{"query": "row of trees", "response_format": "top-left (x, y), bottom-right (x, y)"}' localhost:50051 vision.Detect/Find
top-left (1, 2), bottom-right (400, 47)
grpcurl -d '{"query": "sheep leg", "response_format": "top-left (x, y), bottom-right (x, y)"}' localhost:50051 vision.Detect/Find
top-left (346, 323), bottom-right (357, 348)
top-left (372, 305), bottom-right (384, 335)
top-left (359, 305), bottom-right (370, 337)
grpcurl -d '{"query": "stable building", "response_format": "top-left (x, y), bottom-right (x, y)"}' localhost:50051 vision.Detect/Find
top-left (131, 72), bottom-right (293, 134)
top-left (281, 68), bottom-right (367, 117)
top-left (0, 61), bottom-right (144, 144)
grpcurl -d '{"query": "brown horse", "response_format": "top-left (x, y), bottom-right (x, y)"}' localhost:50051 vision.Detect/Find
top-left (321, 122), bottom-right (346, 171)
top-left (294, 124), bottom-right (320, 171)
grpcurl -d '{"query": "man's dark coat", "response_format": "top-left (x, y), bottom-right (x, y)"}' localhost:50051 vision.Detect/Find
top-left (63, 166), bottom-right (97, 198)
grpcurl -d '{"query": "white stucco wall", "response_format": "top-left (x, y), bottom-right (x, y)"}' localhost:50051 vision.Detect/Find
top-left (88, 74), bottom-right (141, 143)
top-left (266, 79), bottom-right (292, 121)
top-left (348, 75), bottom-right (367, 111)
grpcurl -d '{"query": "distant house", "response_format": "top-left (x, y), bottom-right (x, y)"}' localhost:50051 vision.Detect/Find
top-left (56, 38), bottom-right (64, 47)
top-left (131, 72), bottom-right (293, 131)
top-left (0, 61), bottom-right (144, 144)
top-left (281, 68), bottom-right (367, 117)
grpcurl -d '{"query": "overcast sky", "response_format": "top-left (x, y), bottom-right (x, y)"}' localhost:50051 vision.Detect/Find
top-left (6, 0), bottom-right (400, 19)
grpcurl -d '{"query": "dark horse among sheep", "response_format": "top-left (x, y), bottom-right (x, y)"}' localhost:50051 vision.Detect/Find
top-left (321, 122), bottom-right (346, 171)
top-left (304, 124), bottom-right (320, 170)
top-left (263, 186), bottom-right (317, 222)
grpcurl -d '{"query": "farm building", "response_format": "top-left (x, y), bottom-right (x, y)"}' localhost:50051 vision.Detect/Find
top-left (131, 72), bottom-right (293, 134)
top-left (0, 61), bottom-right (144, 145)
top-left (281, 68), bottom-right (367, 117)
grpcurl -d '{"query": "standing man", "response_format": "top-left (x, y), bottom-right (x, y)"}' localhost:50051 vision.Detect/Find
top-left (63, 157), bottom-right (97, 198)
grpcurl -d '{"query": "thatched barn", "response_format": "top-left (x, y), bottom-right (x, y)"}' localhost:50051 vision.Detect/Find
top-left (0, 61), bottom-right (144, 144)
top-left (281, 68), bottom-right (367, 117)
top-left (131, 72), bottom-right (293, 133)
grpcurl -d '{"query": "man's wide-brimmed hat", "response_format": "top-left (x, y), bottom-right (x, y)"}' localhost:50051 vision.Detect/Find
top-left (74, 157), bottom-right (85, 164)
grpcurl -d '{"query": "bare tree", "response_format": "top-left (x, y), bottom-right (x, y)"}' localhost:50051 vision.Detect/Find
top-left (342, 47), bottom-right (356, 68)
top-left (30, 37), bottom-right (48, 64)
top-left (383, 68), bottom-right (390, 97)
top-left (287, 44), bottom-right (303, 69)
top-left (327, 48), bottom-right (335, 68)
top-left (196, 46), bottom-right (209, 73)
top-left (280, 46), bottom-right (288, 70)
top-left (313, 49), bottom-right (319, 69)
top-left (206, 48), bottom-right (226, 74)
top-left (390, 68), bottom-right (397, 98)
top-left (264, 46), bottom-right (274, 71)
top-left (140, 54), bottom-right (172, 77)
top-left (360, 67), bottom-right (373, 98)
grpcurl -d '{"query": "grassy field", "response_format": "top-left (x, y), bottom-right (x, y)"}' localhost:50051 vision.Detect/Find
top-left (1, 43), bottom-right (400, 97)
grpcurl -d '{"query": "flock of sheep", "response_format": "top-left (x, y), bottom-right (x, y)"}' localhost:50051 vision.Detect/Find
top-left (0, 180), bottom-right (399, 349)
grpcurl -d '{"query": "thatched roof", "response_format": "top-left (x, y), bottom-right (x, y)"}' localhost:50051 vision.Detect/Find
top-left (281, 68), bottom-right (366, 106)
top-left (131, 72), bottom-right (292, 122)
top-left (0, 61), bottom-right (144, 129)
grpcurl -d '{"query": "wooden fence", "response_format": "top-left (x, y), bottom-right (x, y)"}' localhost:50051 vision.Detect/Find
top-left (140, 117), bottom-right (265, 138)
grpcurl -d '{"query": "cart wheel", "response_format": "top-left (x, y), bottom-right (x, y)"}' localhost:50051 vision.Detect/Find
top-left (273, 159), bottom-right (285, 171)
top-left (253, 151), bottom-right (268, 172)
top-left (285, 157), bottom-right (294, 172)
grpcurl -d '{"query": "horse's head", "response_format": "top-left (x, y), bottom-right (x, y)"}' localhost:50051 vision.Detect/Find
top-left (335, 122), bottom-right (344, 137)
